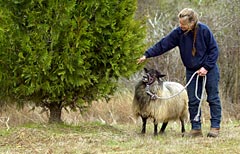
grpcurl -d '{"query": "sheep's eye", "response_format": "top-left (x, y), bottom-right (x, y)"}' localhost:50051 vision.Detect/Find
top-left (142, 75), bottom-right (148, 82)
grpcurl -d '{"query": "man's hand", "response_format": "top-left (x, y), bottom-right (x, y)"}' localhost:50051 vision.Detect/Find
top-left (197, 67), bottom-right (208, 76)
top-left (137, 55), bottom-right (146, 64)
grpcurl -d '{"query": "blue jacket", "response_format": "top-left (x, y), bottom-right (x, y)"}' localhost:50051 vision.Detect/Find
top-left (144, 22), bottom-right (219, 71)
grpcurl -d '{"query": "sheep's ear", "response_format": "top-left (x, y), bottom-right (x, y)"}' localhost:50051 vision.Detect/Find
top-left (159, 74), bottom-right (166, 78)
top-left (158, 74), bottom-right (166, 82)
top-left (156, 70), bottom-right (166, 78)
top-left (144, 68), bottom-right (148, 73)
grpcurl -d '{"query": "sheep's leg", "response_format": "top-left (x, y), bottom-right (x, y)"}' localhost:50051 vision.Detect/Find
top-left (141, 117), bottom-right (147, 134)
top-left (159, 122), bottom-right (168, 134)
top-left (154, 119), bottom-right (158, 136)
top-left (180, 119), bottom-right (185, 136)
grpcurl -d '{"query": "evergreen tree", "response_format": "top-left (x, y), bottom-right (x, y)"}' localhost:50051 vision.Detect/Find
top-left (0, 0), bottom-right (145, 123)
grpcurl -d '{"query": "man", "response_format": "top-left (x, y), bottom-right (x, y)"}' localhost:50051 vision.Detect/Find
top-left (137, 8), bottom-right (222, 137)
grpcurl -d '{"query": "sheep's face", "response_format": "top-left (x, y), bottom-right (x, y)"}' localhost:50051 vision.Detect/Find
top-left (142, 68), bottom-right (166, 85)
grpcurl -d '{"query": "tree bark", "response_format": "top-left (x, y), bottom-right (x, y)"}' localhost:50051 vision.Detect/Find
top-left (48, 102), bottom-right (63, 123)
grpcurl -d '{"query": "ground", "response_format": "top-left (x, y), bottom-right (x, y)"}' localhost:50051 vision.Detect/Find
top-left (1, 121), bottom-right (240, 154)
top-left (0, 92), bottom-right (240, 154)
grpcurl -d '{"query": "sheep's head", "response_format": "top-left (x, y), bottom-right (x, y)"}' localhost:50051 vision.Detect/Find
top-left (142, 68), bottom-right (166, 85)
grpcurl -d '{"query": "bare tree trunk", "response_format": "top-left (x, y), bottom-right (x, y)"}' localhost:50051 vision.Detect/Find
top-left (48, 102), bottom-right (63, 123)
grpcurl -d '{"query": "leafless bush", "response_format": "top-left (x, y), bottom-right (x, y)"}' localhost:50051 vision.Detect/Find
top-left (134, 0), bottom-right (240, 117)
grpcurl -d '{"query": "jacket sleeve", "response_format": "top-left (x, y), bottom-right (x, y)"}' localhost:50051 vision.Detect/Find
top-left (202, 27), bottom-right (219, 71)
top-left (144, 29), bottom-right (179, 58)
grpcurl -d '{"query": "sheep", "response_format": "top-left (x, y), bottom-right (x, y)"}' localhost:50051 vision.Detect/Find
top-left (132, 68), bottom-right (189, 136)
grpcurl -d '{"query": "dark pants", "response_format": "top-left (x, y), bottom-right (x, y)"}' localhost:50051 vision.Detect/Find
top-left (186, 64), bottom-right (222, 130)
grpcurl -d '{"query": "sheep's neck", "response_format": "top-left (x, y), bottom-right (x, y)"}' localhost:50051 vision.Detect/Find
top-left (145, 81), bottom-right (164, 98)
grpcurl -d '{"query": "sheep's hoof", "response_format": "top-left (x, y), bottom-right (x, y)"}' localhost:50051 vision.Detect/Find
top-left (182, 132), bottom-right (185, 137)
top-left (159, 131), bottom-right (165, 135)
top-left (139, 132), bottom-right (146, 136)
top-left (154, 133), bottom-right (158, 136)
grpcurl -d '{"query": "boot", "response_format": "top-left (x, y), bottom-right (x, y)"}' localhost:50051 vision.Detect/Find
top-left (207, 128), bottom-right (220, 138)
top-left (186, 129), bottom-right (203, 137)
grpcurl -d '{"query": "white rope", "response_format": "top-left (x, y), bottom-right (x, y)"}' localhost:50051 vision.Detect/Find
top-left (145, 71), bottom-right (207, 122)
top-left (193, 75), bottom-right (207, 121)
top-left (146, 71), bottom-right (198, 99)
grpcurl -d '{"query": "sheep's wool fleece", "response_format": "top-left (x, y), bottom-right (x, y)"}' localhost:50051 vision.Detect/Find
top-left (132, 81), bottom-right (188, 123)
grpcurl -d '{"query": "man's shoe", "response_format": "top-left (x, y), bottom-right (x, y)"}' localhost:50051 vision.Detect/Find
top-left (207, 128), bottom-right (220, 138)
top-left (186, 129), bottom-right (203, 137)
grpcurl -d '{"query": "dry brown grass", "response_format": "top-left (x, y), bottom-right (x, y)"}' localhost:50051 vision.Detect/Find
top-left (0, 89), bottom-right (239, 129)
top-left (1, 119), bottom-right (240, 153)
top-left (1, 89), bottom-right (240, 154)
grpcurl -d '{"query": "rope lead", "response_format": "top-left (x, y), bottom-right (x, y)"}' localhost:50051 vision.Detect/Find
top-left (193, 74), bottom-right (207, 121)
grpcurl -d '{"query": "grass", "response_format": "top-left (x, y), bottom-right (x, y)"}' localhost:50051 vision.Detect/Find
top-left (0, 90), bottom-right (240, 154)
top-left (1, 121), bottom-right (240, 154)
